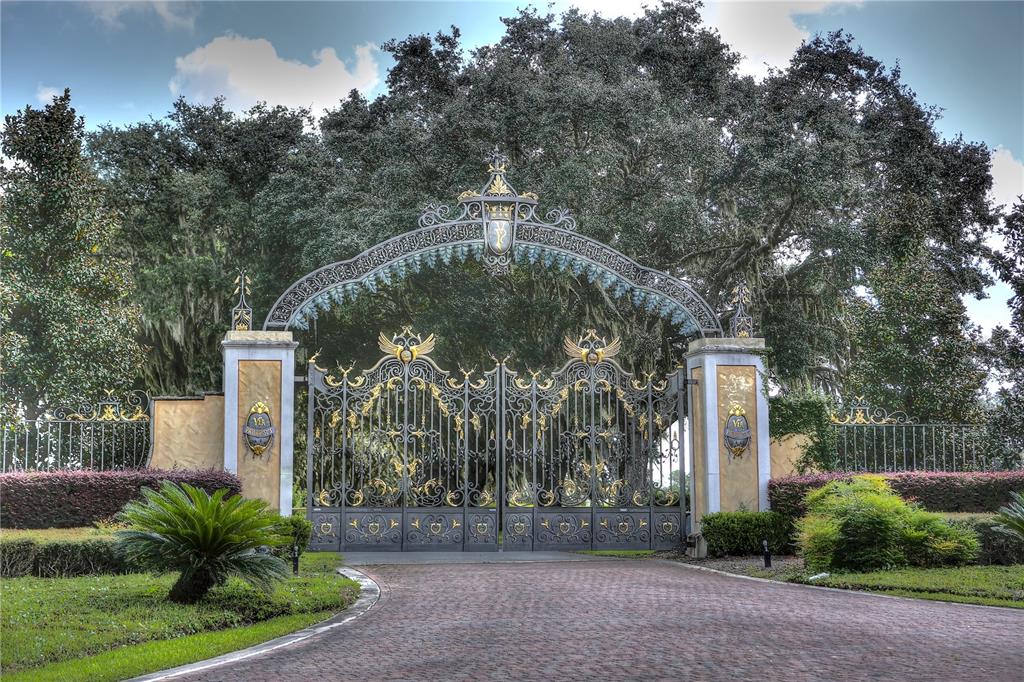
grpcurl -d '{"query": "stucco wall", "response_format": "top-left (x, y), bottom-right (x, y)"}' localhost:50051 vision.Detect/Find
top-left (149, 395), bottom-right (224, 471)
top-left (770, 433), bottom-right (811, 478)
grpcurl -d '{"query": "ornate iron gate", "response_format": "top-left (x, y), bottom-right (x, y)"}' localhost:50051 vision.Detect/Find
top-left (307, 328), bottom-right (687, 552)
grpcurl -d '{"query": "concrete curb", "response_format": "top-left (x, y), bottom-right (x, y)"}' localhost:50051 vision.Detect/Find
top-left (661, 559), bottom-right (1024, 613)
top-left (129, 567), bottom-right (381, 681)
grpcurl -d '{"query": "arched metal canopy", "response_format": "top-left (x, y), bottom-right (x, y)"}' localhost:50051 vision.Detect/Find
top-left (263, 154), bottom-right (723, 337)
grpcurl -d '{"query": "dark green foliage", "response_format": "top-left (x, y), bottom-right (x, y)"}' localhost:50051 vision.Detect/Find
top-left (1, 89), bottom-right (144, 418)
top-left (0, 539), bottom-right (37, 577)
top-left (949, 515), bottom-right (1024, 565)
top-left (70, 5), bottom-right (999, 420)
top-left (994, 490), bottom-right (1024, 543)
top-left (847, 250), bottom-right (988, 423)
top-left (274, 515), bottom-right (313, 557)
top-left (116, 483), bottom-right (289, 603)
top-left (987, 201), bottom-right (1024, 467)
top-left (700, 511), bottom-right (793, 557)
top-left (0, 537), bottom-right (133, 577)
top-left (798, 477), bottom-right (978, 572)
top-left (769, 471), bottom-right (1024, 520)
top-left (767, 391), bottom-right (838, 470)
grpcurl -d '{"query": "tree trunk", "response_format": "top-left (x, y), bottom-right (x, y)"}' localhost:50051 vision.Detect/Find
top-left (168, 568), bottom-right (216, 604)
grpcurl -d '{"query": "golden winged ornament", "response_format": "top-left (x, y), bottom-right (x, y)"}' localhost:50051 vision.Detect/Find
top-left (378, 331), bottom-right (436, 363)
top-left (563, 331), bottom-right (622, 365)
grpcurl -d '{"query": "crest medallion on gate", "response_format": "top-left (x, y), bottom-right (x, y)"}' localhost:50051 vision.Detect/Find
top-left (485, 205), bottom-right (513, 257)
top-left (243, 401), bottom-right (275, 458)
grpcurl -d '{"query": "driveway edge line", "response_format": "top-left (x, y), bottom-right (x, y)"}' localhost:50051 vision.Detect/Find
top-left (662, 559), bottom-right (1023, 612)
top-left (129, 567), bottom-right (381, 681)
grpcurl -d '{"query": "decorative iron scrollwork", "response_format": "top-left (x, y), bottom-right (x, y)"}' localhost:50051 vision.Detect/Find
top-left (830, 396), bottom-right (913, 425)
top-left (305, 328), bottom-right (686, 552)
top-left (263, 154), bottom-right (722, 336)
top-left (345, 514), bottom-right (402, 546)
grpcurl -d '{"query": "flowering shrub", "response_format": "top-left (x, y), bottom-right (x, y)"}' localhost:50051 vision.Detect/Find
top-left (770, 471), bottom-right (1024, 520)
top-left (0, 469), bottom-right (242, 528)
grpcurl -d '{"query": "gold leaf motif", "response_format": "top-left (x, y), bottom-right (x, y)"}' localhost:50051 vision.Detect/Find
top-left (488, 174), bottom-right (513, 196)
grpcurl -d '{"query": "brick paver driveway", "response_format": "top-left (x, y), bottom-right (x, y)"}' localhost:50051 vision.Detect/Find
top-left (185, 559), bottom-right (1023, 682)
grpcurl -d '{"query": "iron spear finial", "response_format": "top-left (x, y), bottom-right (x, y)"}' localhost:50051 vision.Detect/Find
top-left (487, 146), bottom-right (508, 174)
top-left (231, 270), bottom-right (253, 331)
top-left (729, 280), bottom-right (753, 339)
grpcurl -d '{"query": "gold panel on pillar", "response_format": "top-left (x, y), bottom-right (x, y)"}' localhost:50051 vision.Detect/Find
top-left (690, 367), bottom-right (705, 525)
top-left (716, 365), bottom-right (759, 512)
top-left (237, 360), bottom-right (282, 510)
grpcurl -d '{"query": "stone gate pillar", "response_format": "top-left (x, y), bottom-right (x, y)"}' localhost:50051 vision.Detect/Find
top-left (686, 295), bottom-right (770, 556)
top-left (222, 330), bottom-right (297, 514)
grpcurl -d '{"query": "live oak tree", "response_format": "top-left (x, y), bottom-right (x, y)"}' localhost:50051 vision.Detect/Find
top-left (88, 98), bottom-right (309, 395)
top-left (0, 90), bottom-right (144, 417)
top-left (81, 2), bottom-right (999, 422)
top-left (988, 200), bottom-right (1024, 463)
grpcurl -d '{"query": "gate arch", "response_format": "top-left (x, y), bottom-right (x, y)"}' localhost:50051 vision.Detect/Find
top-left (263, 153), bottom-right (723, 337)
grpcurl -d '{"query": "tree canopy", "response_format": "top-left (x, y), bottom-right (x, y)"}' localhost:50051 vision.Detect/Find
top-left (3, 2), bottom-right (1009, 428)
top-left (1, 90), bottom-right (144, 417)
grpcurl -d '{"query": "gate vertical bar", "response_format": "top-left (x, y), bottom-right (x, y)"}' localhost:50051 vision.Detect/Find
top-left (306, 364), bottom-right (315, 520)
top-left (497, 361), bottom-right (507, 549)
top-left (646, 376), bottom-right (656, 549)
top-left (531, 376), bottom-right (538, 550)
top-left (677, 368), bottom-right (690, 541)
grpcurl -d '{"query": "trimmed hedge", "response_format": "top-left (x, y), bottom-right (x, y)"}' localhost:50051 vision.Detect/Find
top-left (769, 471), bottom-right (1024, 520)
top-left (0, 469), bottom-right (242, 529)
top-left (701, 511), bottom-right (793, 557)
top-left (948, 516), bottom-right (1024, 566)
top-left (0, 537), bottom-right (133, 577)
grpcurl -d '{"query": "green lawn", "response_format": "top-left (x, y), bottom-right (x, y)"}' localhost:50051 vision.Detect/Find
top-left (801, 565), bottom-right (1024, 609)
top-left (0, 551), bottom-right (358, 681)
top-left (0, 526), bottom-right (116, 542)
top-left (577, 549), bottom-right (657, 558)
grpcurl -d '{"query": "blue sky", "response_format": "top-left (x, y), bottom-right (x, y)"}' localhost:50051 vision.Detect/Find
top-left (3, 1), bottom-right (1022, 331)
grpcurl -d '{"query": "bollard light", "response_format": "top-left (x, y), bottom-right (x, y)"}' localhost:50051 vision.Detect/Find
top-left (762, 538), bottom-right (772, 568)
top-left (291, 544), bottom-right (300, 576)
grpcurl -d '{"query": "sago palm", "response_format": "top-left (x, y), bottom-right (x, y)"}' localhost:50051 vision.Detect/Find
top-left (115, 482), bottom-right (290, 603)
top-left (994, 490), bottom-right (1024, 543)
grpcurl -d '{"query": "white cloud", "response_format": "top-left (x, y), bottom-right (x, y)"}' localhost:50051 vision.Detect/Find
top-left (169, 35), bottom-right (380, 116)
top-left (87, 1), bottom-right (198, 32)
top-left (35, 84), bottom-right (60, 104)
top-left (554, 1), bottom-right (859, 79)
top-left (990, 146), bottom-right (1024, 212)
top-left (700, 1), bottom-right (861, 79)
top-left (555, 0), bottom-right (649, 18)
top-left (963, 148), bottom-right (1024, 335)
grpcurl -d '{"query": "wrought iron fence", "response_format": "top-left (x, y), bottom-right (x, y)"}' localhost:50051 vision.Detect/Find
top-left (831, 398), bottom-right (992, 472)
top-left (1, 391), bottom-right (152, 472)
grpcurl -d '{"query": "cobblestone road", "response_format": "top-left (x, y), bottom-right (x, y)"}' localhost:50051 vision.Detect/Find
top-left (182, 560), bottom-right (1024, 682)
